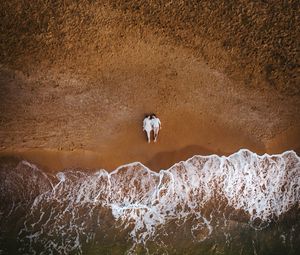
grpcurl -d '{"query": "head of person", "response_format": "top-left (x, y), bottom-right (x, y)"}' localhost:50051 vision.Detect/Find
top-left (151, 114), bottom-right (156, 119)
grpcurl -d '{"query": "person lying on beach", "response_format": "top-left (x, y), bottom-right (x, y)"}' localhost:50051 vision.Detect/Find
top-left (143, 115), bottom-right (152, 143)
top-left (151, 114), bottom-right (162, 142)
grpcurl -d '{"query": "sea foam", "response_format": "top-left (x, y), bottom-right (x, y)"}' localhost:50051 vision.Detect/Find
top-left (0, 149), bottom-right (299, 254)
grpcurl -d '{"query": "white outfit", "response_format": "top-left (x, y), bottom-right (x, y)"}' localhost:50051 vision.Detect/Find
top-left (151, 117), bottom-right (161, 142)
top-left (143, 117), bottom-right (152, 143)
top-left (151, 117), bottom-right (161, 129)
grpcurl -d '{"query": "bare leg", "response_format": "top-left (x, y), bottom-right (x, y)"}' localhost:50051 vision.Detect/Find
top-left (154, 127), bottom-right (159, 142)
top-left (146, 130), bottom-right (151, 143)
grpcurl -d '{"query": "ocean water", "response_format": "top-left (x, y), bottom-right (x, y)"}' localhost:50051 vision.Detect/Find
top-left (0, 149), bottom-right (299, 254)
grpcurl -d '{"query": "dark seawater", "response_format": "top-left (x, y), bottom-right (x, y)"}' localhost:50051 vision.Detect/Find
top-left (0, 149), bottom-right (299, 255)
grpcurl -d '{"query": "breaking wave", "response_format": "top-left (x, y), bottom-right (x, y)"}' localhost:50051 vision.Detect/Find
top-left (0, 149), bottom-right (299, 254)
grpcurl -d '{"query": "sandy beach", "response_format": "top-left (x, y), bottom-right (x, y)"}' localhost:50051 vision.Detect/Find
top-left (0, 100), bottom-right (299, 172)
top-left (0, 0), bottom-right (299, 172)
top-left (1, 2), bottom-right (300, 254)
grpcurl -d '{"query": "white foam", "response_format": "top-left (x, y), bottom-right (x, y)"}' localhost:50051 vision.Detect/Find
top-left (1, 149), bottom-right (299, 254)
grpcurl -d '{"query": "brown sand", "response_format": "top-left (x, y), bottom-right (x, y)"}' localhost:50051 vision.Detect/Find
top-left (0, 1), bottom-right (299, 172)
top-left (0, 112), bottom-right (266, 172)
top-left (0, 105), bottom-right (298, 172)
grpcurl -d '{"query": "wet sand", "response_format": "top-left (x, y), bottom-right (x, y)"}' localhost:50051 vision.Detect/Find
top-left (1, 113), bottom-right (298, 173)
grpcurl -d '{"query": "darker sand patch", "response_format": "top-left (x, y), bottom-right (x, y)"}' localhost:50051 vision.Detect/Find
top-left (0, 146), bottom-right (227, 173)
top-left (145, 145), bottom-right (221, 171)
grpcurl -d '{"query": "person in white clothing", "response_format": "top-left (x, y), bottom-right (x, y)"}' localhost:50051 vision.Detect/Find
top-left (143, 115), bottom-right (152, 143)
top-left (150, 114), bottom-right (161, 142)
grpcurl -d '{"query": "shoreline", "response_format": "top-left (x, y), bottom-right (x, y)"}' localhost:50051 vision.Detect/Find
top-left (1, 119), bottom-right (299, 173)
top-left (1, 144), bottom-right (298, 174)
top-left (1, 110), bottom-right (299, 173)
top-left (0, 146), bottom-right (220, 173)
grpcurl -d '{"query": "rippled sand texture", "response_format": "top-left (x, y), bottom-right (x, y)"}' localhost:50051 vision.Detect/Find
top-left (1, 149), bottom-right (299, 254)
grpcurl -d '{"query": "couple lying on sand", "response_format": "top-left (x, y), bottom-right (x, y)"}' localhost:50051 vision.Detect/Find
top-left (143, 114), bottom-right (162, 143)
